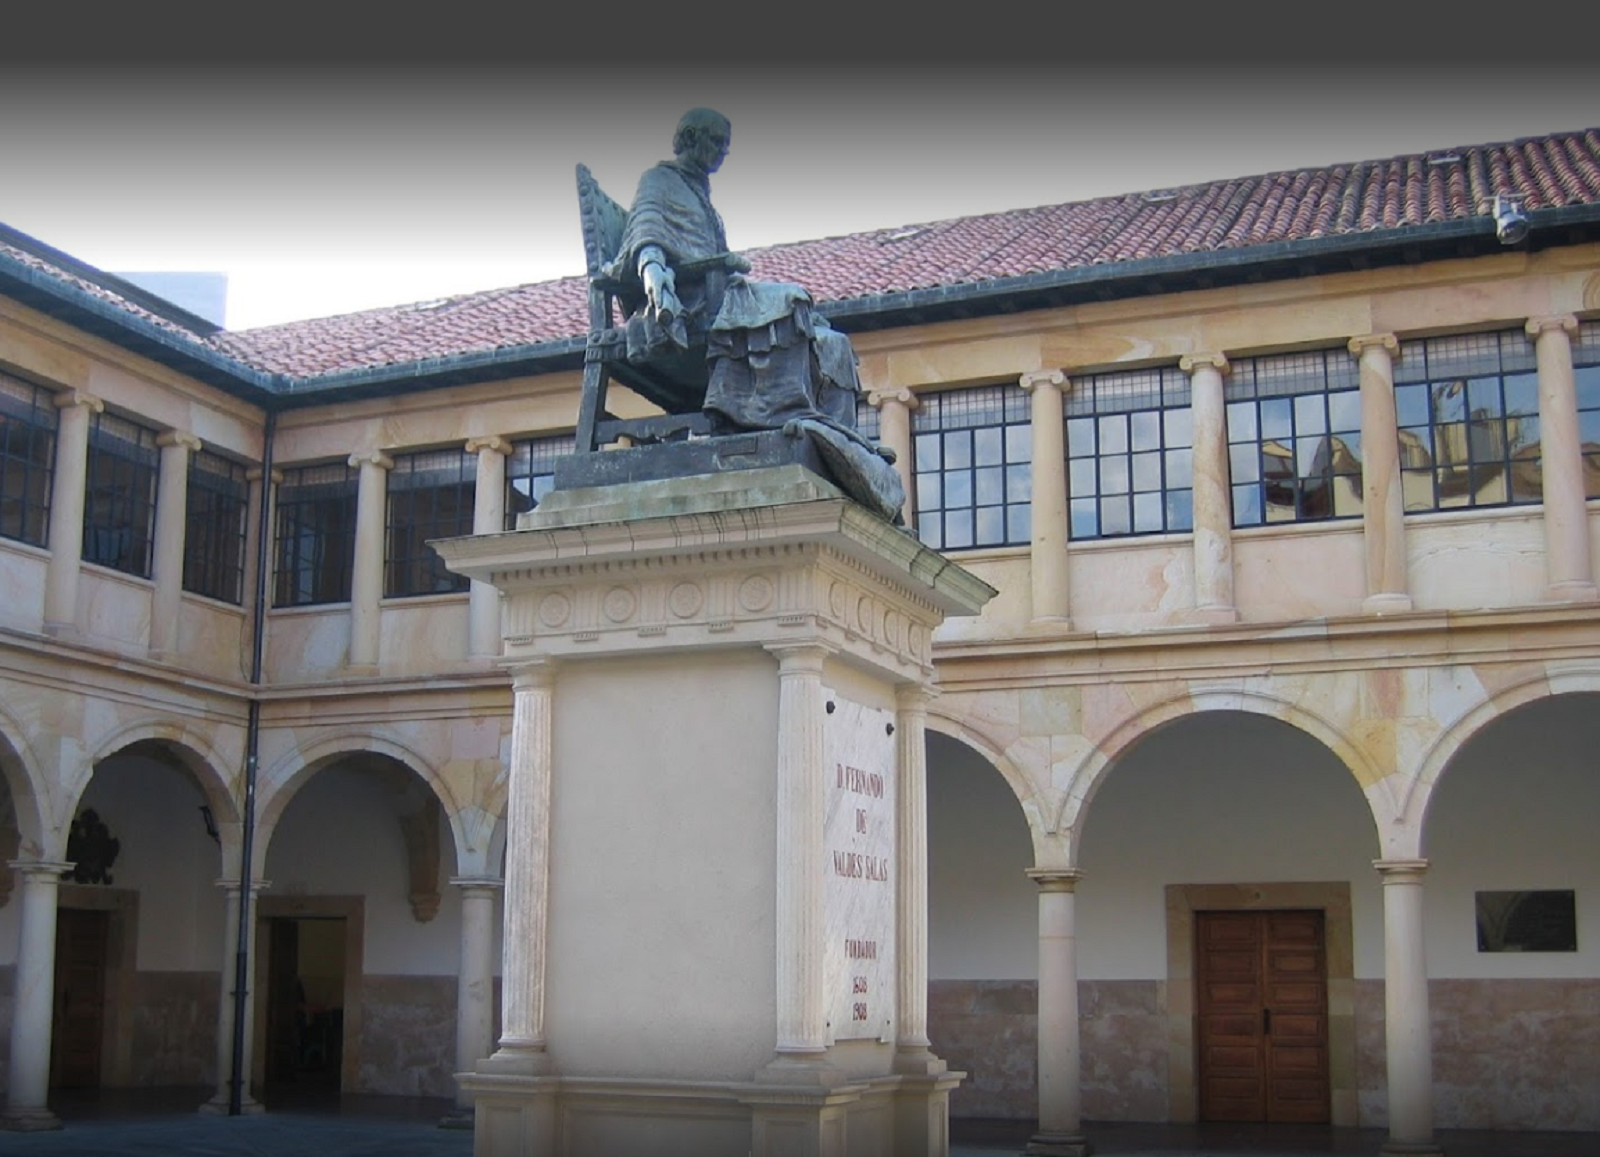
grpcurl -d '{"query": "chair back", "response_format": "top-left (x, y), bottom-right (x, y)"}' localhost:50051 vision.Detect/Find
top-left (576, 164), bottom-right (628, 279)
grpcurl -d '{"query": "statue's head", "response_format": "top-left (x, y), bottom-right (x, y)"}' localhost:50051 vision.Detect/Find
top-left (673, 108), bottom-right (731, 175)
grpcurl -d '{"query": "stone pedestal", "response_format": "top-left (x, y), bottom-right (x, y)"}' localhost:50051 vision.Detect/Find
top-left (435, 465), bottom-right (991, 1157)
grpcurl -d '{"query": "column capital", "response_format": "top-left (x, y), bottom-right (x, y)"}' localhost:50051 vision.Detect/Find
top-left (246, 467), bottom-right (284, 485)
top-left (506, 658), bottom-right (558, 691)
top-left (348, 449), bottom-right (395, 471)
top-left (1179, 352), bottom-right (1229, 375)
top-left (157, 429), bottom-right (203, 453)
top-left (8, 859), bottom-right (74, 879)
top-left (1019, 368), bottom-right (1067, 394)
top-left (1526, 314), bottom-right (1579, 339)
top-left (52, 389), bottom-right (103, 415)
top-left (895, 682), bottom-right (939, 711)
top-left (450, 875), bottom-right (506, 894)
top-left (1348, 332), bottom-right (1400, 357)
top-left (465, 434), bottom-right (513, 456)
top-left (764, 640), bottom-right (837, 673)
top-left (1373, 858), bottom-right (1429, 881)
top-left (1026, 867), bottom-right (1084, 891)
top-left (865, 385), bottom-right (920, 410)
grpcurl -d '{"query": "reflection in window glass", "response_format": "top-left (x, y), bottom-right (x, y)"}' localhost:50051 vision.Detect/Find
top-left (1067, 366), bottom-right (1192, 539)
top-left (505, 434), bottom-right (576, 528)
top-left (274, 462), bottom-right (357, 607)
top-left (386, 449), bottom-right (474, 598)
top-left (183, 450), bottom-right (249, 604)
top-left (1575, 321), bottom-right (1600, 498)
top-left (911, 386), bottom-right (1031, 551)
top-left (1227, 348), bottom-right (1362, 526)
top-left (83, 411), bottom-right (160, 577)
top-left (0, 373), bottom-right (56, 547)
top-left (1395, 330), bottom-right (1539, 512)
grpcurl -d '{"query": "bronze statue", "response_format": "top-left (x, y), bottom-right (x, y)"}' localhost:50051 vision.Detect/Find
top-left (569, 109), bottom-right (906, 524)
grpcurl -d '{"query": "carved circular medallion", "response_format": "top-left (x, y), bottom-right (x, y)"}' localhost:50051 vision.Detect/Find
top-left (908, 622), bottom-right (927, 661)
top-left (668, 581), bottom-right (704, 619)
top-left (829, 581), bottom-right (848, 620)
top-left (739, 574), bottom-right (775, 613)
top-left (538, 592), bottom-right (571, 628)
top-left (882, 609), bottom-right (901, 648)
top-left (603, 586), bottom-right (638, 623)
top-left (856, 595), bottom-right (875, 635)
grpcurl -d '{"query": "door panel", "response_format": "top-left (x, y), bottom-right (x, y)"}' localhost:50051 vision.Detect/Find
top-left (51, 907), bottom-right (109, 1089)
top-left (1197, 909), bottom-right (1329, 1123)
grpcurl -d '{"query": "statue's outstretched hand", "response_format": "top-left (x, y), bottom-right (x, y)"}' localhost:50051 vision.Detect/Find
top-left (727, 254), bottom-right (752, 274)
top-left (642, 258), bottom-right (682, 324)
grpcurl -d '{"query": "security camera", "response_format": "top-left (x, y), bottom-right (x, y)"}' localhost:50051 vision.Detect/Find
top-left (1494, 194), bottom-right (1529, 245)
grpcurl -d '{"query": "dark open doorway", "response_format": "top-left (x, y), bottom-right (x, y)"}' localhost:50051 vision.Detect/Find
top-left (262, 916), bottom-right (346, 1090)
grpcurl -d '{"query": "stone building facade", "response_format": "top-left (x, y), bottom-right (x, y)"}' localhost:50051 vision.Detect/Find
top-left (1, 126), bottom-right (1598, 1149)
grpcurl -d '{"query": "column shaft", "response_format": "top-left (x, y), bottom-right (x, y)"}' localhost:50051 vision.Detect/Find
top-left (467, 437), bottom-right (511, 658)
top-left (200, 880), bottom-right (265, 1114)
top-left (1375, 859), bottom-right (1440, 1155)
top-left (894, 685), bottom-right (940, 1070)
top-left (867, 387), bottom-right (918, 526)
top-left (1528, 316), bottom-right (1596, 601)
top-left (347, 451), bottom-right (393, 669)
top-left (150, 431), bottom-right (200, 654)
top-left (769, 643), bottom-right (831, 1053)
top-left (1351, 334), bottom-right (1412, 612)
top-left (3, 861), bottom-right (73, 1130)
top-left (1025, 870), bottom-right (1089, 1156)
top-left (487, 663), bottom-right (555, 1072)
top-left (450, 878), bottom-right (502, 1114)
top-left (1181, 354), bottom-right (1237, 621)
top-left (43, 392), bottom-right (102, 632)
top-left (1021, 370), bottom-right (1070, 624)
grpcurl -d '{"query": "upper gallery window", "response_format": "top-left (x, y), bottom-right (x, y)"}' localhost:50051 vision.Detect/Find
top-left (83, 410), bottom-right (160, 577)
top-left (912, 385), bottom-right (1031, 551)
top-left (1068, 365), bottom-right (1193, 539)
top-left (1395, 329), bottom-right (1540, 512)
top-left (273, 461), bottom-right (357, 607)
top-left (1227, 348), bottom-right (1363, 526)
top-left (183, 449), bottom-right (249, 605)
top-left (386, 448), bottom-right (473, 597)
top-left (0, 373), bottom-right (56, 548)
top-left (1574, 320), bottom-right (1600, 499)
top-left (504, 434), bottom-right (576, 529)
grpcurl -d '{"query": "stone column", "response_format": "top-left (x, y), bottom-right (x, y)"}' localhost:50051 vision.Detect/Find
top-left (149, 430), bottom-right (201, 655)
top-left (893, 684), bottom-right (943, 1073)
top-left (43, 391), bottom-right (103, 635)
top-left (1020, 370), bottom-right (1071, 625)
top-left (866, 386), bottom-right (919, 526)
top-left (1374, 859), bottom-right (1442, 1156)
top-left (199, 878), bottom-right (266, 1114)
top-left (467, 436), bottom-right (512, 659)
top-left (346, 450), bottom-right (393, 671)
top-left (242, 468), bottom-right (279, 639)
top-left (766, 642), bottom-right (832, 1059)
top-left (1024, 869), bottom-right (1089, 1157)
top-left (1350, 334), bottom-right (1412, 613)
top-left (444, 876), bottom-right (503, 1124)
top-left (2, 860), bottom-right (73, 1130)
top-left (1527, 315), bottom-right (1597, 602)
top-left (481, 662), bottom-right (556, 1075)
top-left (1180, 353), bottom-right (1237, 622)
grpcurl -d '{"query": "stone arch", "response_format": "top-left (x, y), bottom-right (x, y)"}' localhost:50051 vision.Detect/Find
top-left (0, 699), bottom-right (50, 858)
top-left (256, 731), bottom-right (472, 882)
top-left (925, 707), bottom-right (1059, 866)
top-left (1406, 666), bottom-right (1600, 850)
top-left (1058, 683), bottom-right (1380, 846)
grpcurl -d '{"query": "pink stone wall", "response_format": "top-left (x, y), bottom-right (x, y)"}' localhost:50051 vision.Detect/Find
top-left (354, 974), bottom-right (456, 1097)
top-left (128, 971), bottom-right (219, 1085)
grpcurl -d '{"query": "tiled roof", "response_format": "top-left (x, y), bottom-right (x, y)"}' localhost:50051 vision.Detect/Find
top-left (9, 127), bottom-right (1600, 383)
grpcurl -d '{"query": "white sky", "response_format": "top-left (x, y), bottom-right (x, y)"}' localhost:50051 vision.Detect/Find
top-left (2, 43), bottom-right (1596, 332)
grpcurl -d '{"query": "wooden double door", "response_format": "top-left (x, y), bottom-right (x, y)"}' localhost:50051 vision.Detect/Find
top-left (1196, 909), bottom-right (1330, 1123)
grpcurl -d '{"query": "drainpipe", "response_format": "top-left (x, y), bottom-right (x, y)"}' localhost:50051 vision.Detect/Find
top-left (230, 409), bottom-right (275, 1114)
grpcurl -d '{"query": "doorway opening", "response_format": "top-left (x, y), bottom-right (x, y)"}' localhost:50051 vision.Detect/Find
top-left (50, 907), bottom-right (110, 1089)
top-left (262, 916), bottom-right (347, 1090)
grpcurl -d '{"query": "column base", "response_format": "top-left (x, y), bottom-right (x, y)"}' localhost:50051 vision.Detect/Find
top-left (475, 1045), bottom-right (556, 1077)
top-left (892, 1045), bottom-right (949, 1076)
top-left (1544, 579), bottom-right (1599, 603)
top-left (1363, 592), bottom-right (1414, 615)
top-left (754, 1051), bottom-right (848, 1087)
top-left (1378, 1140), bottom-right (1444, 1156)
top-left (197, 1091), bottom-right (266, 1115)
top-left (1024, 1129), bottom-right (1092, 1156)
top-left (1189, 604), bottom-right (1239, 624)
top-left (0, 1107), bottom-right (61, 1132)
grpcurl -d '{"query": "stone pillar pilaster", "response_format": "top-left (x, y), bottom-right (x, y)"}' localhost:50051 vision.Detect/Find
top-left (445, 876), bottom-right (504, 1123)
top-left (243, 468), bottom-right (280, 638)
top-left (150, 430), bottom-right (201, 655)
top-left (767, 643), bottom-right (832, 1058)
top-left (1350, 334), bottom-right (1412, 613)
top-left (1527, 315), bottom-right (1597, 602)
top-left (1180, 353), bottom-right (1237, 622)
top-left (199, 877), bottom-right (267, 1114)
top-left (1024, 869), bottom-right (1089, 1157)
top-left (866, 386), bottom-right (919, 526)
top-left (2, 861), bottom-right (73, 1130)
top-left (467, 436), bottom-right (512, 659)
top-left (1375, 859), bottom-right (1442, 1156)
top-left (43, 391), bottom-right (102, 634)
top-left (1020, 370), bottom-right (1071, 625)
top-left (346, 450), bottom-right (393, 671)
top-left (893, 684), bottom-right (943, 1074)
top-left (482, 662), bottom-right (556, 1075)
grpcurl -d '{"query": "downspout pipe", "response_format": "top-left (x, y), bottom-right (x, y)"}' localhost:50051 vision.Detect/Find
top-left (229, 408), bottom-right (276, 1114)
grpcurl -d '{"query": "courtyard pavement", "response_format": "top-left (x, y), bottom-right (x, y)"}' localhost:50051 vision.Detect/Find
top-left (0, 1090), bottom-right (1592, 1156)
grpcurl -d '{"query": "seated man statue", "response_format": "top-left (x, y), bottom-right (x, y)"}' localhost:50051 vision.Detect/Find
top-left (600, 107), bottom-right (905, 524)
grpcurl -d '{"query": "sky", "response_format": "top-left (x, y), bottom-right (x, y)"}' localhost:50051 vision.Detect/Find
top-left (3, 18), bottom-right (1597, 332)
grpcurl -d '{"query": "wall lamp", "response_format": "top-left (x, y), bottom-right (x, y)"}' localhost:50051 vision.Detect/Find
top-left (1493, 193), bottom-right (1529, 245)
